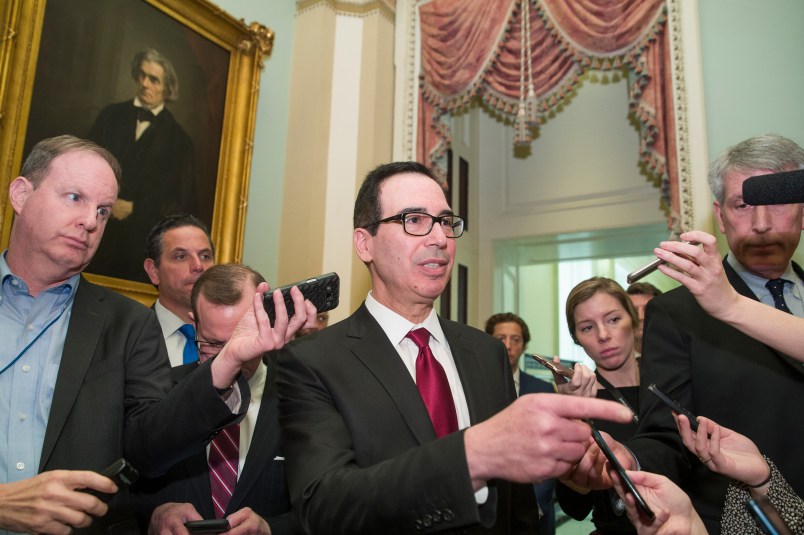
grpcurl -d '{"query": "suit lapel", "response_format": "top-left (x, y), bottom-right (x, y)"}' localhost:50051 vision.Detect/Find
top-left (227, 360), bottom-right (281, 512)
top-left (723, 258), bottom-right (804, 377)
top-left (348, 305), bottom-right (436, 444)
top-left (439, 319), bottom-right (495, 424)
top-left (40, 278), bottom-right (106, 469)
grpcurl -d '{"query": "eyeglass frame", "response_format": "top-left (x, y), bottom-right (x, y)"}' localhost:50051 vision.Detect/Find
top-left (366, 211), bottom-right (465, 238)
top-left (195, 338), bottom-right (227, 359)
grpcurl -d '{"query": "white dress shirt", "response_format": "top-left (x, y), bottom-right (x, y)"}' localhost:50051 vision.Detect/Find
top-left (154, 300), bottom-right (191, 367)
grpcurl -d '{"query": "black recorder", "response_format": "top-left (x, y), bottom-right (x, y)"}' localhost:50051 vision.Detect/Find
top-left (89, 458), bottom-right (139, 501)
top-left (263, 272), bottom-right (340, 324)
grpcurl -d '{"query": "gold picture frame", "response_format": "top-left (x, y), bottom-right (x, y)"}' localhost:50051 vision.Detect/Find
top-left (0, 0), bottom-right (272, 304)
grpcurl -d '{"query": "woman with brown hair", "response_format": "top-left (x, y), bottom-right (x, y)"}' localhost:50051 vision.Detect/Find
top-left (554, 277), bottom-right (640, 534)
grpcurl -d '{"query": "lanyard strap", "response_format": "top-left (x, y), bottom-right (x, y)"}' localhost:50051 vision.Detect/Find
top-left (595, 372), bottom-right (639, 423)
top-left (0, 307), bottom-right (65, 377)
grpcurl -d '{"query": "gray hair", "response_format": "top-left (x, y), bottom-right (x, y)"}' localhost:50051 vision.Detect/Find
top-left (708, 133), bottom-right (804, 203)
top-left (131, 48), bottom-right (179, 102)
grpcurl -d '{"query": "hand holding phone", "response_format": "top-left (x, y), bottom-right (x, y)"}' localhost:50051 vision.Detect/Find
top-left (530, 353), bottom-right (574, 382)
top-left (185, 519), bottom-right (230, 534)
top-left (627, 241), bottom-right (700, 284)
top-left (588, 422), bottom-right (655, 520)
top-left (647, 384), bottom-right (699, 432)
top-left (263, 272), bottom-right (339, 324)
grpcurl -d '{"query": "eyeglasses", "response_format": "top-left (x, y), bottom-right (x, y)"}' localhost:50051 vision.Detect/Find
top-left (195, 338), bottom-right (227, 359)
top-left (369, 211), bottom-right (465, 238)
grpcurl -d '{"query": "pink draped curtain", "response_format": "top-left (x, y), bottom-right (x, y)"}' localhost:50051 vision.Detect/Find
top-left (418, 0), bottom-right (678, 219)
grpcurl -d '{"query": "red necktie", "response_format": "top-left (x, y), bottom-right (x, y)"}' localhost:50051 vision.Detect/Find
top-left (406, 328), bottom-right (458, 438)
top-left (208, 423), bottom-right (240, 518)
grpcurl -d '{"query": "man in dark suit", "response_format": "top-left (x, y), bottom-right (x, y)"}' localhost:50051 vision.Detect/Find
top-left (0, 136), bottom-right (311, 534)
top-left (485, 313), bottom-right (556, 535)
top-left (138, 264), bottom-right (299, 534)
top-left (87, 47), bottom-right (196, 283)
top-left (144, 214), bottom-right (216, 367)
top-left (276, 161), bottom-right (632, 534)
top-left (568, 133), bottom-right (804, 533)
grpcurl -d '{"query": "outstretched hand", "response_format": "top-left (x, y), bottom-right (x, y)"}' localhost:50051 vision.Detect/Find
top-left (674, 413), bottom-right (769, 487)
top-left (609, 469), bottom-right (707, 535)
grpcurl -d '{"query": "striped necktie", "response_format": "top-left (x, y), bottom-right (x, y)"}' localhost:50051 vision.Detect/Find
top-left (208, 423), bottom-right (239, 518)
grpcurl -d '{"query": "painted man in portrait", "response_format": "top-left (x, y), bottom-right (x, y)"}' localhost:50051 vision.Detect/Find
top-left (87, 47), bottom-right (197, 282)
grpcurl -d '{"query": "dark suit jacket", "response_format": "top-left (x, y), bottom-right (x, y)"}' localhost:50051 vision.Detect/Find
top-left (628, 259), bottom-right (804, 533)
top-left (519, 373), bottom-right (555, 535)
top-left (87, 99), bottom-right (196, 282)
top-left (276, 304), bottom-right (539, 535)
top-left (135, 356), bottom-right (299, 534)
top-left (39, 277), bottom-right (247, 534)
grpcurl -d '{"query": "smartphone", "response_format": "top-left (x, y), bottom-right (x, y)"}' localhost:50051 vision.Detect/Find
top-left (88, 458), bottom-right (139, 500)
top-left (647, 384), bottom-right (699, 433)
top-left (746, 496), bottom-right (793, 535)
top-left (588, 422), bottom-right (655, 521)
top-left (626, 241), bottom-right (700, 284)
top-left (185, 519), bottom-right (231, 534)
top-left (530, 353), bottom-right (574, 382)
top-left (263, 272), bottom-right (340, 324)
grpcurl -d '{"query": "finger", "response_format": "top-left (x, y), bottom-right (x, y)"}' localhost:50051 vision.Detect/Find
top-left (553, 396), bottom-right (633, 424)
top-left (270, 288), bottom-right (290, 335)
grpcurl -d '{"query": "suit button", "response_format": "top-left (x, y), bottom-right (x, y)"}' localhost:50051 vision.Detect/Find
top-left (432, 511), bottom-right (442, 523)
top-left (423, 514), bottom-right (433, 528)
top-left (414, 519), bottom-right (424, 531)
top-left (443, 509), bottom-right (455, 522)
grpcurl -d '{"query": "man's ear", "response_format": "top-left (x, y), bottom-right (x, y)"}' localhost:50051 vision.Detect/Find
top-left (188, 311), bottom-right (196, 326)
top-left (353, 228), bottom-right (373, 263)
top-left (8, 177), bottom-right (32, 215)
top-left (143, 258), bottom-right (160, 286)
top-left (713, 201), bottom-right (726, 233)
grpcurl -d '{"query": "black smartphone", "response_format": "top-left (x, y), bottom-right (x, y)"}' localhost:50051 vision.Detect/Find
top-left (530, 353), bottom-right (574, 382)
top-left (88, 458), bottom-right (139, 500)
top-left (626, 241), bottom-right (700, 284)
top-left (647, 383), bottom-right (699, 432)
top-left (588, 422), bottom-right (655, 520)
top-left (185, 519), bottom-right (231, 534)
top-left (262, 272), bottom-right (340, 324)
top-left (746, 496), bottom-right (793, 535)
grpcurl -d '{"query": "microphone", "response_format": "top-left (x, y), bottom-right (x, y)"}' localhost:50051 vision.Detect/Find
top-left (742, 169), bottom-right (804, 205)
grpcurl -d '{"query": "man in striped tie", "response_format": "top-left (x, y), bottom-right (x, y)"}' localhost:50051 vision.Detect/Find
top-left (139, 264), bottom-right (307, 534)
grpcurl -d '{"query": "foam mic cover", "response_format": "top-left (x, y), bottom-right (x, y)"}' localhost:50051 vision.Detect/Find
top-left (742, 169), bottom-right (804, 205)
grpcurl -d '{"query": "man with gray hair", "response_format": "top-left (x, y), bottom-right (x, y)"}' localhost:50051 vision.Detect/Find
top-left (568, 133), bottom-right (804, 533)
top-left (88, 47), bottom-right (196, 282)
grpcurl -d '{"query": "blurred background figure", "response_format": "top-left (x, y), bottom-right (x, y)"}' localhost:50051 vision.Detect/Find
top-left (625, 282), bottom-right (662, 356)
top-left (555, 277), bottom-right (641, 535)
top-left (294, 311), bottom-right (329, 339)
top-left (485, 312), bottom-right (556, 535)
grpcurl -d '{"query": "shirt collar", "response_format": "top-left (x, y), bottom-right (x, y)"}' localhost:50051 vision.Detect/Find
top-left (133, 97), bottom-right (165, 117)
top-left (1, 249), bottom-right (80, 297)
top-left (154, 299), bottom-right (189, 335)
top-left (364, 291), bottom-right (445, 346)
top-left (726, 251), bottom-right (798, 295)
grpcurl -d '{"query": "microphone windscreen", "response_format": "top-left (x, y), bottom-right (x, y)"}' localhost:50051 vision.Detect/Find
top-left (742, 169), bottom-right (804, 205)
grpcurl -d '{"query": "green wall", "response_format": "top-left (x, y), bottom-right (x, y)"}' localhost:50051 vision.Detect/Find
top-left (213, 1), bottom-right (295, 285)
top-left (698, 0), bottom-right (804, 266)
